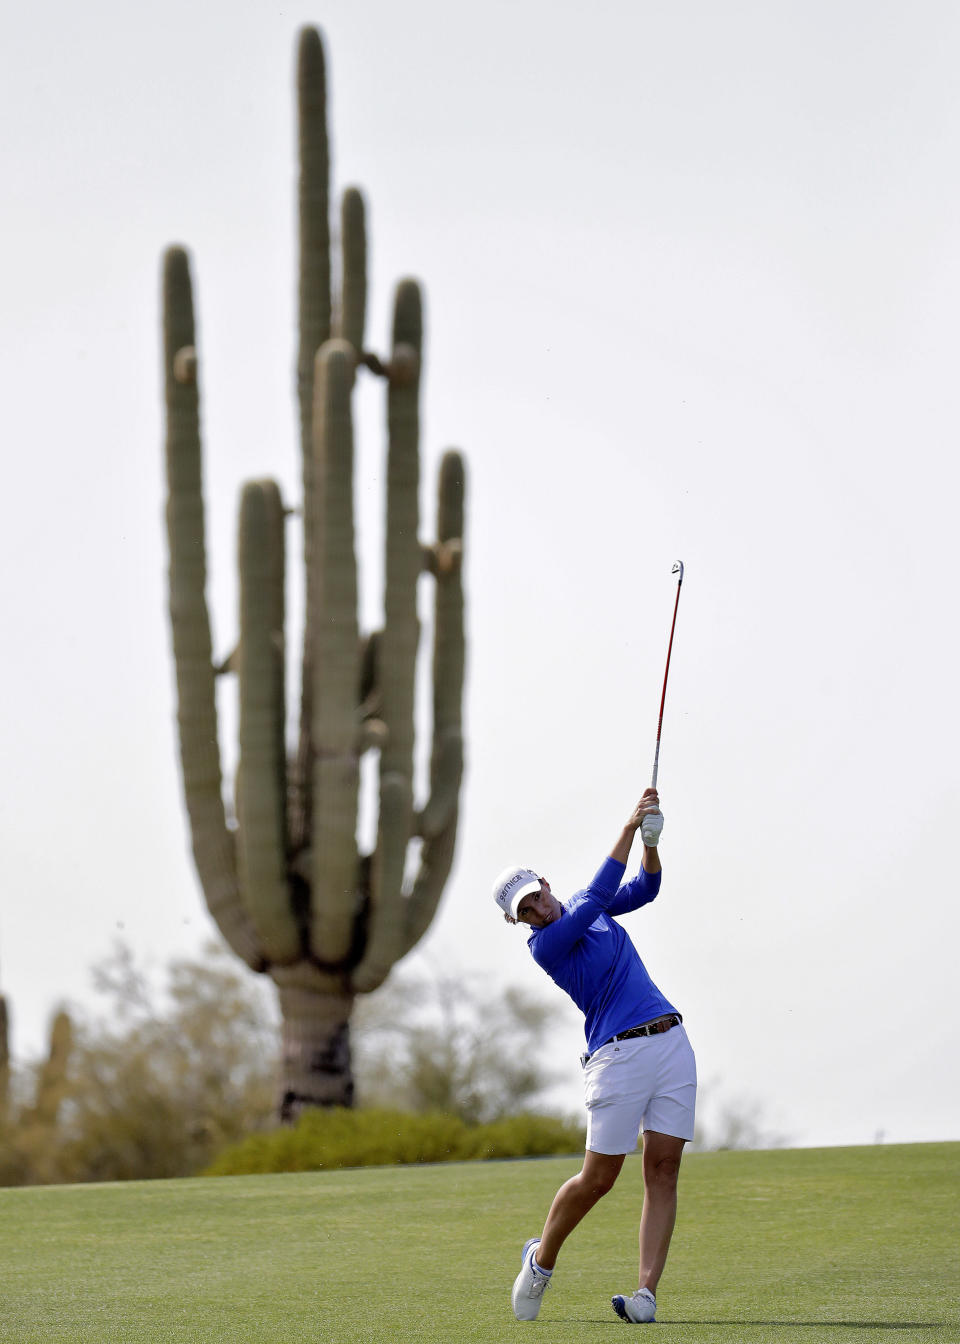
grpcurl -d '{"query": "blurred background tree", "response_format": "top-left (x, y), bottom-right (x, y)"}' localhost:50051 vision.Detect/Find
top-left (53, 943), bottom-right (278, 1182)
top-left (692, 1084), bottom-right (789, 1151)
top-left (351, 970), bottom-right (562, 1124)
top-left (0, 944), bottom-right (276, 1185)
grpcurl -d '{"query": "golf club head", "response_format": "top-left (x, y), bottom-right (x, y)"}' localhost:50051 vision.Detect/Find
top-left (671, 560), bottom-right (684, 582)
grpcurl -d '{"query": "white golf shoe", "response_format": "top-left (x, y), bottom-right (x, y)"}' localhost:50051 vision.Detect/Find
top-left (511, 1237), bottom-right (552, 1320)
top-left (611, 1286), bottom-right (657, 1323)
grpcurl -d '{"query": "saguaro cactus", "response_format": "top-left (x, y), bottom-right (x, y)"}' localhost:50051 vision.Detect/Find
top-left (161, 28), bottom-right (465, 1119)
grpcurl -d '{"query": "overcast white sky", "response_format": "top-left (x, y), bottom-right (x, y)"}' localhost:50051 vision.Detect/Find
top-left (2, 0), bottom-right (958, 1149)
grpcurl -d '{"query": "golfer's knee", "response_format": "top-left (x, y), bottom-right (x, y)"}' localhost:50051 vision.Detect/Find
top-left (579, 1165), bottom-right (619, 1199)
top-left (572, 1166), bottom-right (610, 1198)
top-left (644, 1153), bottom-right (681, 1191)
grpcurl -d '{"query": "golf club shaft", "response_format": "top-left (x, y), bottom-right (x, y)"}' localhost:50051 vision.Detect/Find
top-left (651, 562), bottom-right (684, 788)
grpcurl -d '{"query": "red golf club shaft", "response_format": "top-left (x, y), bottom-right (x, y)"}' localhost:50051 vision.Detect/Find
top-left (651, 562), bottom-right (684, 788)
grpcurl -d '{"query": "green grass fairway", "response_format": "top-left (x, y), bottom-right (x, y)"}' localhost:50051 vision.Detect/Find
top-left (0, 1143), bottom-right (956, 1343)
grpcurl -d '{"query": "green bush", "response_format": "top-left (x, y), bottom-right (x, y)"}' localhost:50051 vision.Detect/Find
top-left (459, 1112), bottom-right (586, 1161)
top-left (204, 1108), bottom-right (585, 1176)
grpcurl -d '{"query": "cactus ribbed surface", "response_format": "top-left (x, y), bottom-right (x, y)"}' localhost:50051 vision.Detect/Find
top-left (161, 28), bottom-right (466, 1118)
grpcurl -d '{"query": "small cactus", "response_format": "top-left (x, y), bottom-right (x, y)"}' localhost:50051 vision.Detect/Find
top-left (162, 28), bottom-right (465, 1118)
top-left (20, 1011), bottom-right (72, 1132)
top-left (0, 998), bottom-right (74, 1185)
top-left (0, 992), bottom-right (9, 1130)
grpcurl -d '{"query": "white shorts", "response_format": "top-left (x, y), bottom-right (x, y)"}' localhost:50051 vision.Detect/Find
top-left (583, 1023), bottom-right (697, 1153)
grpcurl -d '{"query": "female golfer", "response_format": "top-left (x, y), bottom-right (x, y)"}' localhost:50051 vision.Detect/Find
top-left (492, 789), bottom-right (696, 1324)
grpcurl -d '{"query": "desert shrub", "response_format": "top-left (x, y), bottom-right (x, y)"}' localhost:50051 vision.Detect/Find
top-left (204, 1107), bottom-right (585, 1176)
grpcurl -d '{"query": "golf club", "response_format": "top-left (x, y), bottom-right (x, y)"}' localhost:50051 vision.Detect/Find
top-left (650, 560), bottom-right (684, 789)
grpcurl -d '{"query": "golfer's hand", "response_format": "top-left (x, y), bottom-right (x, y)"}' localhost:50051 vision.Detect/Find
top-left (610, 791), bottom-right (662, 866)
top-left (640, 809), bottom-right (664, 847)
top-left (626, 789), bottom-right (660, 832)
top-left (626, 789), bottom-right (664, 847)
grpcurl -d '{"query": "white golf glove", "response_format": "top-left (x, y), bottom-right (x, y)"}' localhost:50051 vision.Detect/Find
top-left (640, 810), bottom-right (664, 847)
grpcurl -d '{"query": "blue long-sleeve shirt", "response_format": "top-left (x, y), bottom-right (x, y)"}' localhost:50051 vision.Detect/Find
top-left (527, 856), bottom-right (678, 1054)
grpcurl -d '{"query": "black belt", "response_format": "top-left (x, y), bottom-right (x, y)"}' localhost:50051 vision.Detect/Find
top-left (581, 1014), bottom-right (682, 1067)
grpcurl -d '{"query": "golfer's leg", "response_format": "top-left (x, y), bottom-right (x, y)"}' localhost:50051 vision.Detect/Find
top-left (535, 1149), bottom-right (625, 1270)
top-left (638, 1130), bottom-right (685, 1294)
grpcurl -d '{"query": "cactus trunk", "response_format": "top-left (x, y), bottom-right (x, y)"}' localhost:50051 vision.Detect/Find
top-left (275, 971), bottom-right (354, 1119)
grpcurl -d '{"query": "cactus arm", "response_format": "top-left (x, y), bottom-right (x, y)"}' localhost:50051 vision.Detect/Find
top-left (402, 451), bottom-right (466, 955)
top-left (403, 815), bottom-right (461, 958)
top-left (416, 451), bottom-right (466, 842)
top-left (309, 340), bottom-right (361, 965)
top-left (338, 188), bottom-right (367, 353)
top-left (351, 280), bottom-right (423, 994)
top-left (162, 247), bottom-right (263, 971)
top-left (296, 27), bottom-right (332, 477)
top-left (236, 480), bottom-right (300, 964)
top-left (292, 26), bottom-right (333, 855)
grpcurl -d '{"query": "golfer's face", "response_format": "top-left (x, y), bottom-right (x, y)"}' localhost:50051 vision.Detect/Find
top-left (516, 882), bottom-right (561, 928)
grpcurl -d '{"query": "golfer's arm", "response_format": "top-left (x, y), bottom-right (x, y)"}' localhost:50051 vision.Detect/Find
top-left (610, 827), bottom-right (660, 873)
top-left (609, 827), bottom-right (635, 866)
